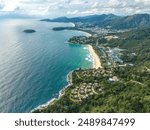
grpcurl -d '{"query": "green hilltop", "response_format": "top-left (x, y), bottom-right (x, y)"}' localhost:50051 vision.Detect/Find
top-left (41, 14), bottom-right (150, 29)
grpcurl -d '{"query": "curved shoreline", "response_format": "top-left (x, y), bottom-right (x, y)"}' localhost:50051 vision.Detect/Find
top-left (32, 45), bottom-right (101, 112)
top-left (31, 31), bottom-right (101, 113)
top-left (31, 70), bottom-right (73, 112)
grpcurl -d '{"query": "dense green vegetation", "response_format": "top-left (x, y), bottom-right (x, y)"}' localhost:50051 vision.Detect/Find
top-left (41, 14), bottom-right (150, 29)
top-left (109, 28), bottom-right (150, 64)
top-left (34, 27), bottom-right (150, 113)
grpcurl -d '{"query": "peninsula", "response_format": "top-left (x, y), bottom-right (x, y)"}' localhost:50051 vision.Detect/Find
top-left (23, 29), bottom-right (36, 33)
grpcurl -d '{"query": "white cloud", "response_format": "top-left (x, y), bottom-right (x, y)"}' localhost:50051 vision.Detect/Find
top-left (81, 9), bottom-right (99, 15)
top-left (1, 0), bottom-right (19, 11)
top-left (92, 2), bottom-right (99, 8)
top-left (67, 10), bottom-right (79, 15)
top-left (0, 0), bottom-right (150, 17)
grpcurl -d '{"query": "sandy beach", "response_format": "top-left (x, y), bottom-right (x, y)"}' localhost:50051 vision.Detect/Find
top-left (32, 46), bottom-right (101, 112)
top-left (87, 45), bottom-right (102, 69)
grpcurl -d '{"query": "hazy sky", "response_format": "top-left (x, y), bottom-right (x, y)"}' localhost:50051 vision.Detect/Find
top-left (0, 0), bottom-right (150, 18)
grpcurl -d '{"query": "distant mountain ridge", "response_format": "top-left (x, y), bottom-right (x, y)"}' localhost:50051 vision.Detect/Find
top-left (41, 14), bottom-right (150, 29)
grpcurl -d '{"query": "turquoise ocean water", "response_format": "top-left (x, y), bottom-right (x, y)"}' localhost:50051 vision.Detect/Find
top-left (0, 19), bottom-right (92, 112)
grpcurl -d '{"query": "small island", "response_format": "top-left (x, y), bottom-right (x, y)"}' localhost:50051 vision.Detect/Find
top-left (23, 29), bottom-right (36, 33)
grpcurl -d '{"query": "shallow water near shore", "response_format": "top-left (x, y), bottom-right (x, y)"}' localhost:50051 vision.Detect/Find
top-left (0, 18), bottom-right (92, 112)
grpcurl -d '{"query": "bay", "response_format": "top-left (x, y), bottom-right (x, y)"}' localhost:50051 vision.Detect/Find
top-left (0, 19), bottom-right (92, 112)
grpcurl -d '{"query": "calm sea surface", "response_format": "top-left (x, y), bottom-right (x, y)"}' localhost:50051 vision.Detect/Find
top-left (0, 19), bottom-right (92, 112)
